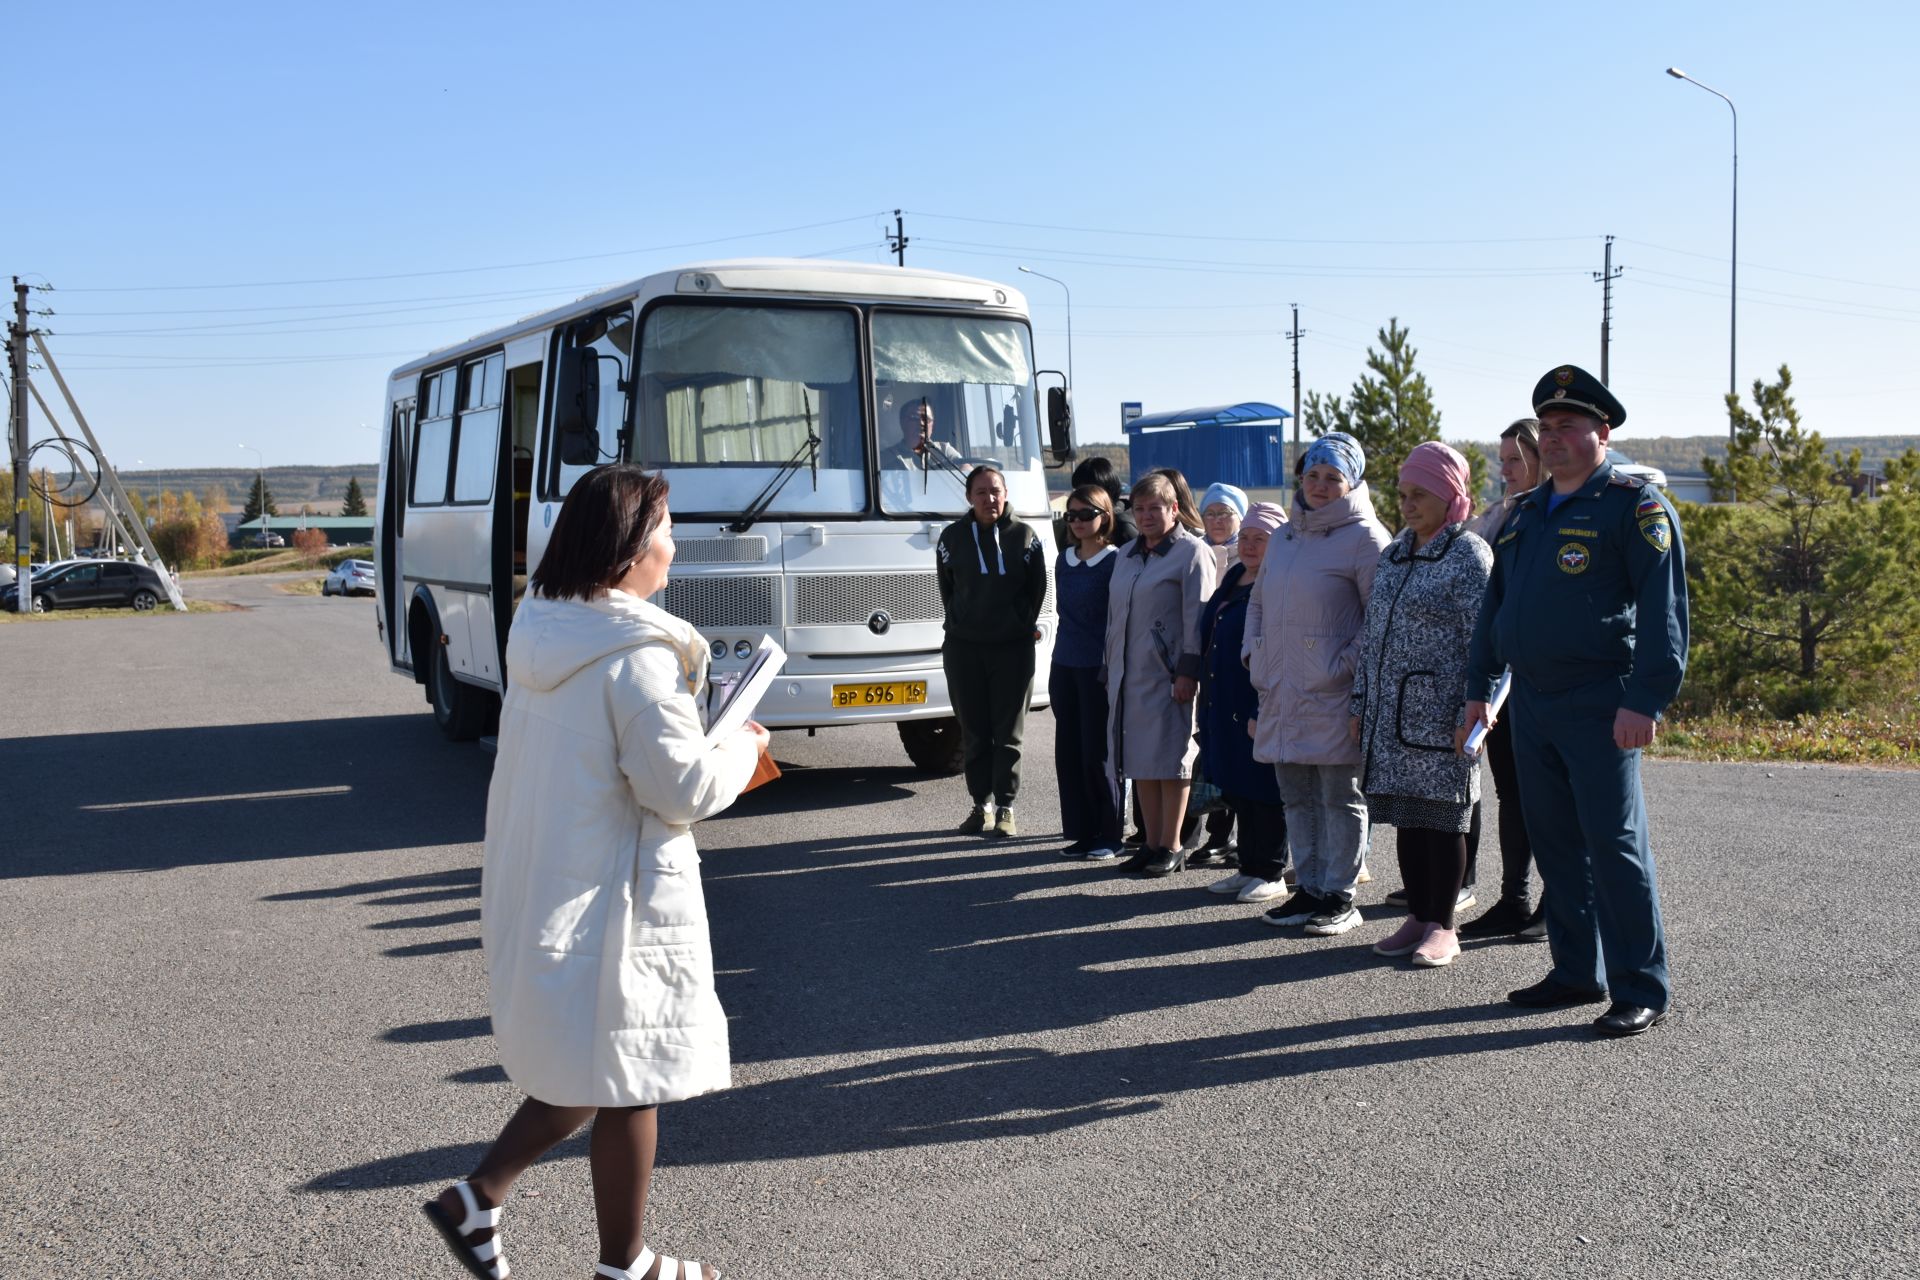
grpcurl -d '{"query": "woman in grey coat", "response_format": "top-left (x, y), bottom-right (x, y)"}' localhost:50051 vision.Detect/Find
top-left (1354, 442), bottom-right (1494, 969)
top-left (1105, 471), bottom-right (1218, 878)
top-left (1243, 433), bottom-right (1391, 937)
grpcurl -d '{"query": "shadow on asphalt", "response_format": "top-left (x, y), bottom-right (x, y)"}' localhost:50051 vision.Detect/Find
top-left (7, 714), bottom-right (489, 879)
top-left (298, 762), bottom-right (1592, 1192)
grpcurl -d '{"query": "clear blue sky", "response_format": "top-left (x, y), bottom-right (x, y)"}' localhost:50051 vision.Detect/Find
top-left (15, 1), bottom-right (1918, 470)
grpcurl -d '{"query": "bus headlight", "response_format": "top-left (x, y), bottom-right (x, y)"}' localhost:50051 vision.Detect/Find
top-left (734, 640), bottom-right (753, 659)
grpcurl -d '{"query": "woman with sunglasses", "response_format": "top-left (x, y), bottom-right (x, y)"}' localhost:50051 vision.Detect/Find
top-left (1051, 484), bottom-right (1124, 859)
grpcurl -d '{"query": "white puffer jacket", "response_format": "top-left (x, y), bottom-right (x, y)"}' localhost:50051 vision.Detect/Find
top-left (483, 590), bottom-right (758, 1108)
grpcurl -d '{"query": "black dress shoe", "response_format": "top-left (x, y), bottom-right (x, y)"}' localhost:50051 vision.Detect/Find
top-left (1117, 846), bottom-right (1156, 873)
top-left (1459, 896), bottom-right (1529, 938)
top-left (1139, 846), bottom-right (1185, 878)
top-left (1508, 977), bottom-right (1609, 1008)
top-left (1593, 1003), bottom-right (1668, 1037)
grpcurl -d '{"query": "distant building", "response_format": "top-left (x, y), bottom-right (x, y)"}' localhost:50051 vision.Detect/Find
top-left (234, 516), bottom-right (373, 546)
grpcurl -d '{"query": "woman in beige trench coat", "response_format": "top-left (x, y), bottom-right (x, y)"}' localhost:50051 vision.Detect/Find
top-left (1104, 471), bottom-right (1219, 878)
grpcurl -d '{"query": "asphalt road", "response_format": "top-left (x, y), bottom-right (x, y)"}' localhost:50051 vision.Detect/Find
top-left (2, 574), bottom-right (1915, 1279)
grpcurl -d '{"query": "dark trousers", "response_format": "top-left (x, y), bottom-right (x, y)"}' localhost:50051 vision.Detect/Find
top-left (1510, 679), bottom-right (1671, 1010)
top-left (1228, 794), bottom-right (1288, 881)
top-left (1049, 664), bottom-right (1120, 845)
top-left (945, 639), bottom-right (1035, 808)
top-left (1397, 826), bottom-right (1469, 926)
top-left (1482, 715), bottom-right (1534, 902)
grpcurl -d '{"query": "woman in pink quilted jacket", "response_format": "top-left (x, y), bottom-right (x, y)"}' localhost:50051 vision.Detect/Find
top-left (1242, 432), bottom-right (1391, 938)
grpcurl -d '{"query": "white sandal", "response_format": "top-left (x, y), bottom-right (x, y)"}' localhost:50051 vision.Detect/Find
top-left (597, 1246), bottom-right (716, 1279)
top-left (422, 1180), bottom-right (511, 1279)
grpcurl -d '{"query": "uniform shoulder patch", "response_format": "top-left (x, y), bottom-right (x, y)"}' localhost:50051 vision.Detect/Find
top-left (1640, 520), bottom-right (1672, 553)
top-left (1635, 494), bottom-right (1664, 519)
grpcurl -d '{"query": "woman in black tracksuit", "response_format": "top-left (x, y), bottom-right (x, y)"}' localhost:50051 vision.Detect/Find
top-left (936, 465), bottom-right (1048, 839)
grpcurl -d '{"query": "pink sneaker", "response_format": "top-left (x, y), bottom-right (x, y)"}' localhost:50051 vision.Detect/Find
top-left (1412, 926), bottom-right (1460, 968)
top-left (1373, 915), bottom-right (1428, 957)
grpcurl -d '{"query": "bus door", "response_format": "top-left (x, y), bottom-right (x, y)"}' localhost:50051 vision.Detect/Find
top-left (381, 397), bottom-right (414, 669)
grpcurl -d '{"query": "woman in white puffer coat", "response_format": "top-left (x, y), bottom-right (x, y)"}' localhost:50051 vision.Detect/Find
top-left (425, 465), bottom-right (766, 1280)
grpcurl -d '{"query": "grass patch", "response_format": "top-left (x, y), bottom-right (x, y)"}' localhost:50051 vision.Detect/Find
top-left (1653, 707), bottom-right (1920, 767)
top-left (280, 577), bottom-right (326, 595)
top-left (188, 545), bottom-right (371, 577)
top-left (0, 599), bottom-right (238, 623)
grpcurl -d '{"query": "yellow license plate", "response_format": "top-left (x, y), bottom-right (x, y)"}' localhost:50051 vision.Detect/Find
top-left (831, 680), bottom-right (928, 708)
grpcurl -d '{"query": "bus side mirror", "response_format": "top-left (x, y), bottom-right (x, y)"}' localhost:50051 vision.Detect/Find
top-left (554, 347), bottom-right (602, 466)
top-left (1047, 386), bottom-right (1074, 465)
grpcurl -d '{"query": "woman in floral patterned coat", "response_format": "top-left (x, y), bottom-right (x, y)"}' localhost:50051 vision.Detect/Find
top-left (1351, 442), bottom-right (1493, 969)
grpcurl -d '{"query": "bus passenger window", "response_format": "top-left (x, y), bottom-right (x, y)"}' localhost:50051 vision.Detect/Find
top-left (452, 353), bottom-right (503, 503)
top-left (412, 368), bottom-right (456, 506)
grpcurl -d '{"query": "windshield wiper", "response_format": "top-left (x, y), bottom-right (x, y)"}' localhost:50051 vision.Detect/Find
top-left (728, 393), bottom-right (821, 533)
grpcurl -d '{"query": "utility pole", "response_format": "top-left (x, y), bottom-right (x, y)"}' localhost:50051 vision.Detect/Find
top-left (1593, 235), bottom-right (1623, 385)
top-left (1285, 304), bottom-right (1305, 503)
top-left (888, 209), bottom-right (908, 266)
top-left (10, 279), bottom-right (29, 612)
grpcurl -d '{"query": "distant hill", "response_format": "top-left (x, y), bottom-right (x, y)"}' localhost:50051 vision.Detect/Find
top-left (118, 465), bottom-right (379, 516)
top-left (1614, 435), bottom-right (1920, 476)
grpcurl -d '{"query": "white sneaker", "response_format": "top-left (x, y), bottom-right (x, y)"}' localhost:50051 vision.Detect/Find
top-left (1209, 873), bottom-right (1256, 895)
top-left (1237, 878), bottom-right (1289, 904)
top-left (1304, 901), bottom-right (1363, 936)
top-left (1456, 886), bottom-right (1478, 912)
top-left (1084, 844), bottom-right (1121, 862)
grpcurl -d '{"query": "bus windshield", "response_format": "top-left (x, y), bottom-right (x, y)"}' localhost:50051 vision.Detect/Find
top-left (874, 312), bottom-right (1046, 518)
top-left (633, 303), bottom-right (866, 515)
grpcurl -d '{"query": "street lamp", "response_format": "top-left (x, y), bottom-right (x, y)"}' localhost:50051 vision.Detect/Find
top-left (1667, 66), bottom-right (1738, 440)
top-left (239, 443), bottom-right (265, 546)
top-left (1017, 265), bottom-right (1074, 396)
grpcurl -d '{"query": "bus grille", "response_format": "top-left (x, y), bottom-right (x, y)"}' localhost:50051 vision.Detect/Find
top-left (673, 535), bottom-right (769, 565)
top-left (794, 572), bottom-right (943, 625)
top-left (660, 575), bottom-right (778, 629)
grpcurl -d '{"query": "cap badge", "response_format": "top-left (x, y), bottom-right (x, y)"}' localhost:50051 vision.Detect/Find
top-left (1555, 368), bottom-right (1576, 386)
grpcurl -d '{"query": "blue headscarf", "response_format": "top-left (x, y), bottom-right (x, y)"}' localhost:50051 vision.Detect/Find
top-left (1301, 432), bottom-right (1365, 486)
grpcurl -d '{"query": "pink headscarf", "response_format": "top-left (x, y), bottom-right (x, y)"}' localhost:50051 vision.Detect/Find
top-left (1240, 501), bottom-right (1286, 536)
top-left (1399, 441), bottom-right (1473, 526)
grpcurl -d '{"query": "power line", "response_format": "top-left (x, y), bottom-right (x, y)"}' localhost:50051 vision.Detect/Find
top-left (909, 211), bottom-right (1599, 247)
top-left (916, 236), bottom-right (1584, 275)
top-left (47, 214), bottom-right (891, 292)
top-left (1618, 237), bottom-right (1920, 294)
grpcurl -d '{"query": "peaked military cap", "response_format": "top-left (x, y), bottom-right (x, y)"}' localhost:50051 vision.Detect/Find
top-left (1532, 364), bottom-right (1627, 428)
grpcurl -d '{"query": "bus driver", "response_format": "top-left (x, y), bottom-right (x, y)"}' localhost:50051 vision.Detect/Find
top-left (883, 397), bottom-right (964, 471)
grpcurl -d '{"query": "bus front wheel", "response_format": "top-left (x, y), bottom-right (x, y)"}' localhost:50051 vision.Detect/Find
top-left (898, 716), bottom-right (964, 775)
top-left (430, 643), bottom-right (491, 742)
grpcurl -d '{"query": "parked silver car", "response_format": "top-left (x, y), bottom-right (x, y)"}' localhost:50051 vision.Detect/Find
top-left (321, 559), bottom-right (376, 597)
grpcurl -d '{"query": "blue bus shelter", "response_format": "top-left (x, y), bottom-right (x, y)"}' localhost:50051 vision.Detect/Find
top-left (1123, 402), bottom-right (1293, 489)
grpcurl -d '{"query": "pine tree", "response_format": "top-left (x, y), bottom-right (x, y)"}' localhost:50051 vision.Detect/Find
top-left (1302, 318), bottom-right (1445, 530)
top-left (340, 475), bottom-right (369, 518)
top-left (240, 473), bottom-right (279, 526)
top-left (1685, 365), bottom-right (1920, 714)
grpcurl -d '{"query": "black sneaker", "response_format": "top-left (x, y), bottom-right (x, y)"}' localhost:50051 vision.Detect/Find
top-left (1262, 890), bottom-right (1323, 928)
top-left (1459, 896), bottom-right (1530, 938)
top-left (957, 804), bottom-right (990, 835)
top-left (1059, 839), bottom-right (1096, 860)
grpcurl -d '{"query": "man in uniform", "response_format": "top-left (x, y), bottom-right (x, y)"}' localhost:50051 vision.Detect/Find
top-left (1463, 365), bottom-right (1688, 1038)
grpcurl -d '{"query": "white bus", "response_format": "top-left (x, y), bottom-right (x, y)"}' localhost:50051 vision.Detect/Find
top-left (374, 258), bottom-right (1072, 771)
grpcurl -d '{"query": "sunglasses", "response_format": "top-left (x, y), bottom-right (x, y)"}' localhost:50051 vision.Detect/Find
top-left (1065, 508), bottom-right (1103, 522)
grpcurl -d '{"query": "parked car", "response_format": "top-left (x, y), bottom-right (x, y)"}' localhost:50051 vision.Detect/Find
top-left (1, 560), bottom-right (170, 613)
top-left (253, 532), bottom-right (287, 548)
top-left (321, 559), bottom-right (376, 597)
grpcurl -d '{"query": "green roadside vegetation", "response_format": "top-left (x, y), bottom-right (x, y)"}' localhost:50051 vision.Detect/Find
top-left (186, 545), bottom-right (373, 577)
top-left (0, 600), bottom-right (238, 623)
top-left (1654, 367), bottom-right (1920, 769)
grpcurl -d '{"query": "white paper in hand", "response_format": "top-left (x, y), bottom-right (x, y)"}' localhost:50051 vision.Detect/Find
top-left (1463, 669), bottom-right (1513, 757)
top-left (706, 634), bottom-right (786, 743)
